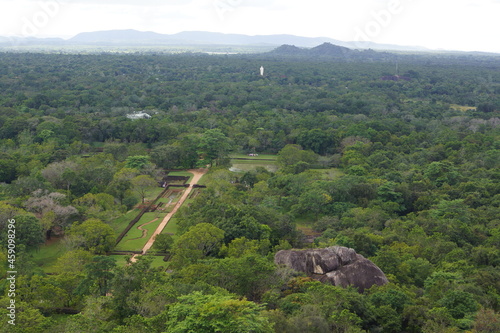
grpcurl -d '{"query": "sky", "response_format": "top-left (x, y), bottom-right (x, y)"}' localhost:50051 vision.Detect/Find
top-left (1, 0), bottom-right (499, 53)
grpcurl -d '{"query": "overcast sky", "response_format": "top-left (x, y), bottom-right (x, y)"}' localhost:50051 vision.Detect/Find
top-left (1, 0), bottom-right (499, 52)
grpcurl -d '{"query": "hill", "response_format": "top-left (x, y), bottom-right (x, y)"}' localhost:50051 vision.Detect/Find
top-left (309, 42), bottom-right (353, 57)
top-left (68, 30), bottom-right (348, 47)
top-left (267, 42), bottom-right (399, 62)
top-left (0, 29), bottom-right (431, 52)
top-left (69, 29), bottom-right (168, 44)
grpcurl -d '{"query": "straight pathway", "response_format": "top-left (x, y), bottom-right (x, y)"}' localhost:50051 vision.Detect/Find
top-left (133, 168), bottom-right (207, 260)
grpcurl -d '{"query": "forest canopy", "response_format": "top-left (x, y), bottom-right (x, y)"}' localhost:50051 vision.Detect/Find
top-left (0, 50), bottom-right (499, 332)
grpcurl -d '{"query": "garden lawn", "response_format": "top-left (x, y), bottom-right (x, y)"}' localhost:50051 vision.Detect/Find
top-left (143, 186), bottom-right (166, 203)
top-left (30, 238), bottom-right (66, 273)
top-left (161, 216), bottom-right (180, 239)
top-left (229, 153), bottom-right (278, 160)
top-left (114, 212), bottom-right (166, 251)
top-left (109, 209), bottom-right (141, 234)
top-left (147, 255), bottom-right (170, 269)
top-left (167, 171), bottom-right (194, 183)
top-left (230, 159), bottom-right (278, 173)
top-left (108, 254), bottom-right (131, 267)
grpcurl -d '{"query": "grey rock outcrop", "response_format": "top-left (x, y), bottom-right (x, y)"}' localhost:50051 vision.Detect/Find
top-left (275, 246), bottom-right (388, 292)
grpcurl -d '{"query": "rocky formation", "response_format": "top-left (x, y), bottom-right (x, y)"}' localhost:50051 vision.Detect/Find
top-left (275, 246), bottom-right (388, 292)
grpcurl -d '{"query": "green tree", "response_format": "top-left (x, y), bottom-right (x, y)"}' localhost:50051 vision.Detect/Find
top-left (131, 175), bottom-right (158, 204)
top-left (152, 233), bottom-right (174, 252)
top-left (109, 256), bottom-right (165, 320)
top-left (293, 189), bottom-right (332, 219)
top-left (170, 223), bottom-right (224, 268)
top-left (0, 159), bottom-right (17, 183)
top-left (65, 218), bottom-right (115, 254)
top-left (106, 167), bottom-right (138, 204)
top-left (203, 254), bottom-right (278, 301)
top-left (125, 155), bottom-right (151, 170)
top-left (220, 237), bottom-right (261, 258)
top-left (0, 298), bottom-right (51, 333)
top-left (103, 142), bottom-right (128, 161)
top-left (165, 292), bottom-right (274, 333)
top-left (199, 129), bottom-right (232, 167)
top-left (150, 144), bottom-right (182, 169)
top-left (64, 296), bottom-right (117, 333)
top-left (439, 290), bottom-right (479, 319)
top-left (76, 256), bottom-right (116, 296)
top-left (297, 128), bottom-right (332, 155)
top-left (277, 144), bottom-right (318, 173)
top-left (0, 215), bottom-right (45, 250)
top-left (19, 274), bottom-right (68, 313)
top-left (53, 249), bottom-right (94, 274)
top-left (424, 161), bottom-right (460, 187)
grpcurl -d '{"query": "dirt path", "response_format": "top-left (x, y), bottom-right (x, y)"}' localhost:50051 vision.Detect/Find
top-left (130, 168), bottom-right (207, 261)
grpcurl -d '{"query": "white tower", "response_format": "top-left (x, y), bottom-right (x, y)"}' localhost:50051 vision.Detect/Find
top-left (260, 66), bottom-right (264, 76)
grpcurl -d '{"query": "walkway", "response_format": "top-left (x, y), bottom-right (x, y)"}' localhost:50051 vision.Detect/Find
top-left (131, 168), bottom-right (207, 261)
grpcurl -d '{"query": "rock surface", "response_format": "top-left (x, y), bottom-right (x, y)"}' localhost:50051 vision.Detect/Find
top-left (275, 246), bottom-right (388, 292)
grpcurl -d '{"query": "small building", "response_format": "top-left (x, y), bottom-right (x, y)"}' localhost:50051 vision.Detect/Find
top-left (126, 111), bottom-right (151, 120)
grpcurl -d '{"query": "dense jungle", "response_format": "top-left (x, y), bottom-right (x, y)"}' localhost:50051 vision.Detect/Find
top-left (0, 50), bottom-right (499, 332)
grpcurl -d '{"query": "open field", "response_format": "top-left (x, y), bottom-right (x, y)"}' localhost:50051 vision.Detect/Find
top-left (229, 153), bottom-right (278, 160)
top-left (30, 238), bottom-right (66, 273)
top-left (230, 160), bottom-right (278, 173)
top-left (450, 104), bottom-right (477, 111)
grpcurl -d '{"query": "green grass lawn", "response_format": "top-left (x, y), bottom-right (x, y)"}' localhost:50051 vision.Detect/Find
top-left (143, 186), bottom-right (166, 202)
top-left (450, 104), bottom-right (477, 112)
top-left (230, 161), bottom-right (278, 173)
top-left (115, 212), bottom-right (166, 251)
top-left (195, 174), bottom-right (208, 185)
top-left (230, 153), bottom-right (278, 160)
top-left (167, 170), bottom-right (194, 183)
top-left (109, 209), bottom-right (140, 234)
top-left (147, 255), bottom-right (170, 269)
top-left (115, 235), bottom-right (148, 252)
top-left (30, 238), bottom-right (66, 273)
top-left (229, 154), bottom-right (278, 173)
top-left (161, 217), bottom-right (180, 239)
top-left (108, 254), bottom-right (132, 267)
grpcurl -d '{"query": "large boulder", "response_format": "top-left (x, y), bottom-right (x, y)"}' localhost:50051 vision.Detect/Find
top-left (275, 246), bottom-right (388, 292)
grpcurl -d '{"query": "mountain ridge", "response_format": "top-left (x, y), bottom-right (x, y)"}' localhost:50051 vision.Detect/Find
top-left (0, 29), bottom-right (430, 52)
top-left (1, 30), bottom-right (499, 55)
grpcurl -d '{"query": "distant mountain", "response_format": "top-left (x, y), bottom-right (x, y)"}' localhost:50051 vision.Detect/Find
top-left (66, 30), bottom-right (427, 52)
top-left (0, 36), bottom-right (65, 46)
top-left (267, 42), bottom-right (400, 62)
top-left (309, 43), bottom-right (352, 57)
top-left (68, 30), bottom-right (348, 48)
top-left (269, 44), bottom-right (308, 55)
top-left (69, 29), bottom-right (167, 44)
top-left (2, 30), bottom-right (490, 54)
